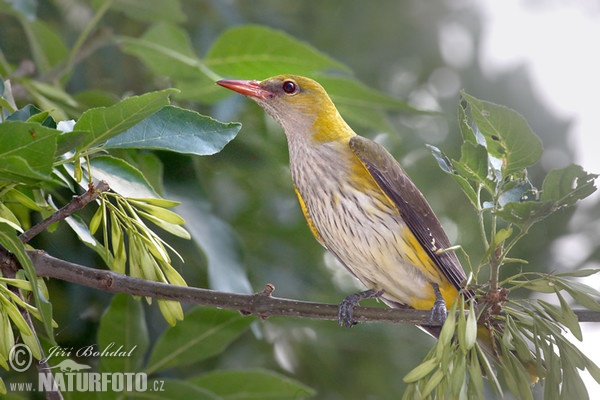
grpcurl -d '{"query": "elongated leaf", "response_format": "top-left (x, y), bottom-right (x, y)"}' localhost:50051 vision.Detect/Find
top-left (189, 369), bottom-right (315, 399)
top-left (146, 307), bottom-right (254, 374)
top-left (120, 22), bottom-right (204, 80)
top-left (403, 358), bottom-right (439, 383)
top-left (0, 121), bottom-right (59, 180)
top-left (104, 106), bottom-right (241, 155)
top-left (87, 155), bottom-right (159, 198)
top-left (75, 90), bottom-right (177, 150)
top-left (19, 18), bottom-right (69, 73)
top-left (98, 294), bottom-right (149, 374)
top-left (0, 202), bottom-right (23, 232)
top-left (0, 224), bottom-right (54, 341)
top-left (460, 92), bottom-right (543, 174)
top-left (206, 25), bottom-right (350, 79)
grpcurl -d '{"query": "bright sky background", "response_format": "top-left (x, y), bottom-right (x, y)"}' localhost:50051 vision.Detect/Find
top-left (476, 0), bottom-right (600, 395)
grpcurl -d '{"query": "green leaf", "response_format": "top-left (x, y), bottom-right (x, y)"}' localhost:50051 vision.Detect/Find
top-left (136, 210), bottom-right (190, 239)
top-left (421, 369), bottom-right (445, 398)
top-left (146, 307), bottom-right (254, 374)
top-left (494, 162), bottom-right (598, 229)
top-left (206, 25), bottom-right (350, 79)
top-left (427, 145), bottom-right (479, 208)
top-left (55, 131), bottom-right (86, 155)
top-left (556, 268), bottom-right (600, 278)
top-left (0, 224), bottom-right (54, 341)
top-left (556, 291), bottom-right (582, 341)
top-left (75, 89), bottom-right (177, 150)
top-left (427, 144), bottom-right (454, 174)
top-left (0, 121), bottom-right (59, 181)
top-left (464, 301), bottom-right (477, 350)
top-left (6, 104), bottom-right (52, 126)
top-left (541, 164), bottom-right (598, 206)
top-left (460, 91), bottom-right (543, 174)
top-left (455, 142), bottom-right (489, 183)
top-left (0, 202), bottom-right (23, 232)
top-left (120, 23), bottom-right (204, 80)
top-left (119, 23), bottom-right (221, 102)
top-left (498, 178), bottom-right (535, 206)
top-left (129, 201), bottom-right (184, 225)
top-left (458, 96), bottom-right (478, 144)
top-left (19, 18), bottom-right (69, 73)
top-left (494, 227), bottom-right (513, 247)
top-left (403, 357), bottom-right (439, 383)
top-left (0, 155), bottom-right (58, 184)
top-left (3, 188), bottom-right (43, 211)
top-left (98, 294), bottom-right (149, 374)
top-left (104, 106), bottom-right (241, 155)
top-left (63, 212), bottom-right (113, 266)
top-left (555, 279), bottom-right (600, 312)
top-left (87, 155), bottom-right (159, 198)
top-left (93, 0), bottom-right (186, 23)
top-left (189, 369), bottom-right (315, 399)
top-left (494, 200), bottom-right (555, 228)
top-left (438, 301), bottom-right (456, 346)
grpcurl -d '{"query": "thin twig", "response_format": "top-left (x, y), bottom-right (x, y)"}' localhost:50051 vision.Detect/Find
top-left (19, 180), bottom-right (110, 244)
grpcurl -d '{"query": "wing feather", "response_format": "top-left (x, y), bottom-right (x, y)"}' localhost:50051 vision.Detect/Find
top-left (349, 136), bottom-right (470, 296)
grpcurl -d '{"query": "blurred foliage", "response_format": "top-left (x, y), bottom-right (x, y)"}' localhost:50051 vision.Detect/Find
top-left (0, 0), bottom-right (599, 399)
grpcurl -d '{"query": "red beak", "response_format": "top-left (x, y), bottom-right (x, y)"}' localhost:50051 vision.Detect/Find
top-left (216, 79), bottom-right (273, 100)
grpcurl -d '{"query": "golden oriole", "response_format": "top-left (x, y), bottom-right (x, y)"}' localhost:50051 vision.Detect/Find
top-left (217, 75), bottom-right (469, 329)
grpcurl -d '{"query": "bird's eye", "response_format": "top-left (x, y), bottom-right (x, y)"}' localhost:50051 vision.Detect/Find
top-left (282, 80), bottom-right (297, 94)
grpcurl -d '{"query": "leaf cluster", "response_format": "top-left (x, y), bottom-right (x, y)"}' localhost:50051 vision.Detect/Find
top-left (410, 92), bottom-right (600, 399)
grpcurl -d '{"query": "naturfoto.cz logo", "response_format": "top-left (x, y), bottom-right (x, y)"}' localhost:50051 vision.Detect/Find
top-left (8, 343), bottom-right (164, 393)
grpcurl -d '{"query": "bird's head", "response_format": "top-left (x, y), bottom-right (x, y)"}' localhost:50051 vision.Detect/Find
top-left (217, 75), bottom-right (353, 142)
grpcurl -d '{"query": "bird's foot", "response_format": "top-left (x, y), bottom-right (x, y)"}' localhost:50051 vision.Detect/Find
top-left (428, 283), bottom-right (447, 325)
top-left (338, 288), bottom-right (384, 328)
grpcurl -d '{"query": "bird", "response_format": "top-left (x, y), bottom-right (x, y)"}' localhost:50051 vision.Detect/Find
top-left (216, 75), bottom-right (470, 330)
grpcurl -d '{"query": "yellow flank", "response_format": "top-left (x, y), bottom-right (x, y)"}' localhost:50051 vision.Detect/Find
top-left (294, 185), bottom-right (325, 245)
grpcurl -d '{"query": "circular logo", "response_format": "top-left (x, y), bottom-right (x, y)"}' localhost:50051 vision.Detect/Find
top-left (9, 344), bottom-right (33, 372)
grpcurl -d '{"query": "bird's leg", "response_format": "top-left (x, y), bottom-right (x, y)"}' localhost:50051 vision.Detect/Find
top-left (338, 288), bottom-right (384, 328)
top-left (429, 283), bottom-right (447, 325)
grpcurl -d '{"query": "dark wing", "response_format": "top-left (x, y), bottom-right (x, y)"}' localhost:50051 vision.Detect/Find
top-left (349, 135), bottom-right (470, 296)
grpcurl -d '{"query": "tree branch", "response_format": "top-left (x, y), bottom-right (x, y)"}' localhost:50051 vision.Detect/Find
top-left (27, 249), bottom-right (440, 326)
top-left (26, 249), bottom-right (600, 324)
top-left (19, 180), bottom-right (110, 244)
